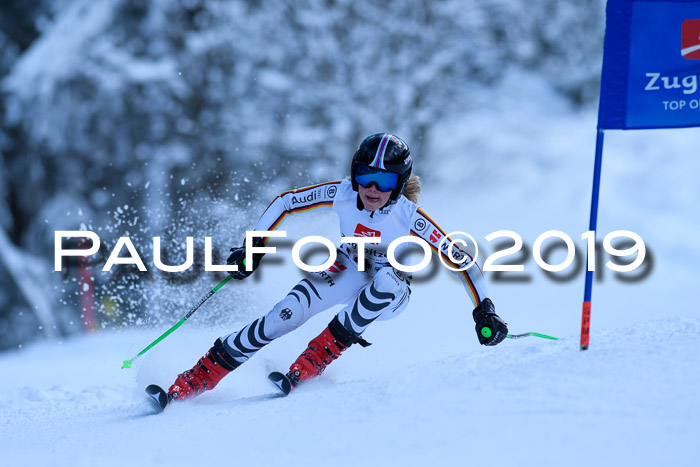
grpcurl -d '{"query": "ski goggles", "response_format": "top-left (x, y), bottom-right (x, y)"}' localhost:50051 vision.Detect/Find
top-left (354, 165), bottom-right (399, 192)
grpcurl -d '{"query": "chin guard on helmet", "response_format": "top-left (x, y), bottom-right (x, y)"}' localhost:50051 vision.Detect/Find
top-left (351, 133), bottom-right (412, 202)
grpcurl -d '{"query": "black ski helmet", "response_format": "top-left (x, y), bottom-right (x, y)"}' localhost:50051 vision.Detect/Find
top-left (351, 133), bottom-right (412, 202)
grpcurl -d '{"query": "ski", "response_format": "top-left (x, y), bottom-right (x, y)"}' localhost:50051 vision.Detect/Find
top-left (145, 384), bottom-right (170, 413)
top-left (144, 372), bottom-right (294, 413)
top-left (268, 371), bottom-right (293, 396)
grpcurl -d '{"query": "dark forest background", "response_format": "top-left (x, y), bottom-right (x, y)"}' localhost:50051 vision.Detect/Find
top-left (0, 0), bottom-right (604, 350)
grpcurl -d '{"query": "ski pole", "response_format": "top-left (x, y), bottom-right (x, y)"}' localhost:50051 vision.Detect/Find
top-left (481, 326), bottom-right (559, 341)
top-left (506, 332), bottom-right (559, 340)
top-left (122, 275), bottom-right (233, 369)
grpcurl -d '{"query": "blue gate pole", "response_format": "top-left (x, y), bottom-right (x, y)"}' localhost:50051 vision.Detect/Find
top-left (581, 128), bottom-right (605, 351)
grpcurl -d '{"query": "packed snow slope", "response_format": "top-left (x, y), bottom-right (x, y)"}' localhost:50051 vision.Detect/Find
top-left (1, 317), bottom-right (698, 467)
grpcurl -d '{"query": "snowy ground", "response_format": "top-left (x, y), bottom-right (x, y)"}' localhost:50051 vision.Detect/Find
top-left (1, 317), bottom-right (698, 466)
top-left (3, 81), bottom-right (700, 465)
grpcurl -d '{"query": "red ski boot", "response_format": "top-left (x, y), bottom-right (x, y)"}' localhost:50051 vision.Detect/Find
top-left (286, 316), bottom-right (358, 389)
top-left (169, 338), bottom-right (241, 401)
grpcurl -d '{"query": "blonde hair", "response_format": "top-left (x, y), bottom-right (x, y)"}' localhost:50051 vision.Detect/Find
top-left (403, 175), bottom-right (421, 203)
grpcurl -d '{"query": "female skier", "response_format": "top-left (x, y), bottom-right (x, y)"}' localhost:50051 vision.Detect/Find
top-left (168, 133), bottom-right (508, 400)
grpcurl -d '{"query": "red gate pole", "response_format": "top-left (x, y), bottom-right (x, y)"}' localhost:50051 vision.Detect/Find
top-left (77, 237), bottom-right (97, 332)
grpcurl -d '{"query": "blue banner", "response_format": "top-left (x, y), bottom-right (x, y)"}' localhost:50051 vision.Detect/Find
top-left (598, 0), bottom-right (700, 129)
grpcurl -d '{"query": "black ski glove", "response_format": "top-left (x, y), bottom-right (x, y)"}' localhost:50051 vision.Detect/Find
top-left (226, 238), bottom-right (265, 280)
top-left (472, 298), bottom-right (508, 346)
